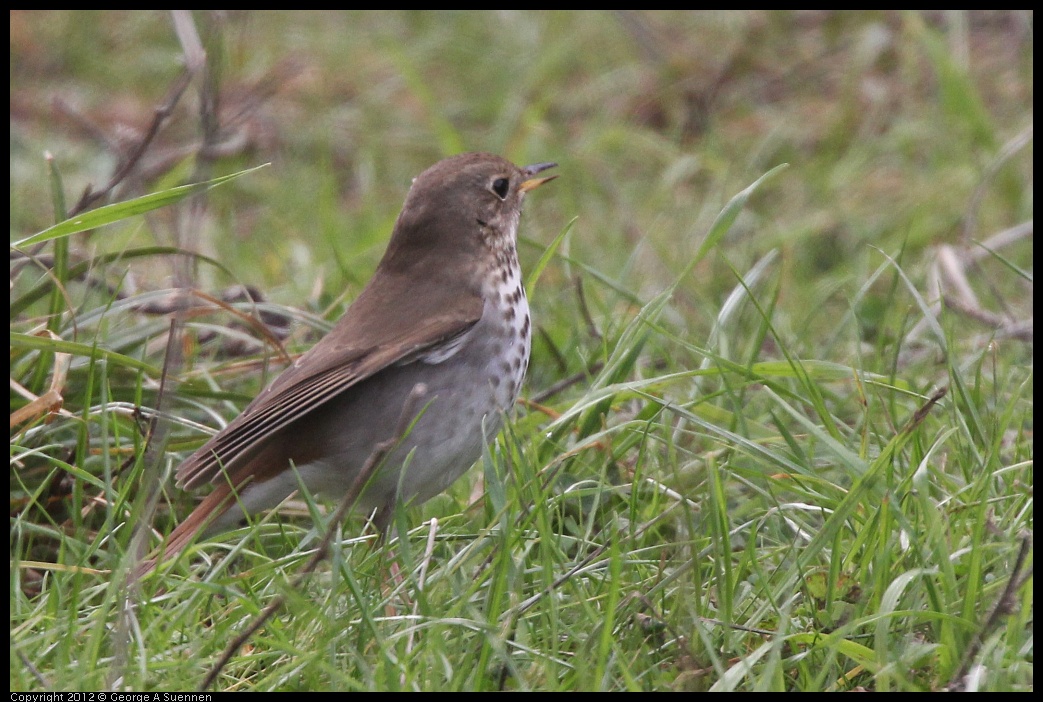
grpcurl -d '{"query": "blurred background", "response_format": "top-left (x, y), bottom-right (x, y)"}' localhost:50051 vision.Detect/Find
top-left (9, 12), bottom-right (1034, 692)
top-left (11, 11), bottom-right (1032, 375)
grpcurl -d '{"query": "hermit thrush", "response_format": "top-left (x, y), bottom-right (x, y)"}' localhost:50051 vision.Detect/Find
top-left (147, 152), bottom-right (556, 571)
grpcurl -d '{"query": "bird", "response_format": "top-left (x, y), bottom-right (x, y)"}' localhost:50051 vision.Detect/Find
top-left (143, 152), bottom-right (557, 573)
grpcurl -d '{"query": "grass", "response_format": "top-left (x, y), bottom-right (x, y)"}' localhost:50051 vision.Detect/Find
top-left (10, 10), bottom-right (1033, 692)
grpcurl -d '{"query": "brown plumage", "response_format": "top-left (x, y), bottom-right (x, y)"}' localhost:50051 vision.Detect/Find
top-left (142, 153), bottom-right (556, 574)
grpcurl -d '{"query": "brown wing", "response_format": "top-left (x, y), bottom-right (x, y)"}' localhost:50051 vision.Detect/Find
top-left (175, 263), bottom-right (484, 489)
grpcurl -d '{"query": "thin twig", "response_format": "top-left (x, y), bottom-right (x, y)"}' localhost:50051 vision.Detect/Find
top-left (10, 64), bottom-right (196, 284)
top-left (990, 320), bottom-right (1033, 343)
top-left (127, 318), bottom-right (183, 557)
top-left (9, 331), bottom-right (71, 429)
top-left (943, 293), bottom-right (1015, 330)
top-left (11, 247), bottom-right (293, 352)
top-left (115, 16), bottom-right (208, 691)
top-left (69, 68), bottom-right (195, 218)
top-left (17, 649), bottom-right (51, 688)
top-left (945, 533), bottom-right (1033, 691)
top-left (114, 315), bottom-right (182, 694)
top-left (530, 360), bottom-right (605, 404)
top-left (574, 275), bottom-right (602, 341)
top-left (902, 386), bottom-right (947, 435)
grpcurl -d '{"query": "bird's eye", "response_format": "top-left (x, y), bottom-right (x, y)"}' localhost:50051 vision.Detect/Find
top-left (491, 177), bottom-right (510, 200)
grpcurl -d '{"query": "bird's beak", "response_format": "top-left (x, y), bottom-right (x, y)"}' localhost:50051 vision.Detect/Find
top-left (520, 162), bottom-right (558, 193)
